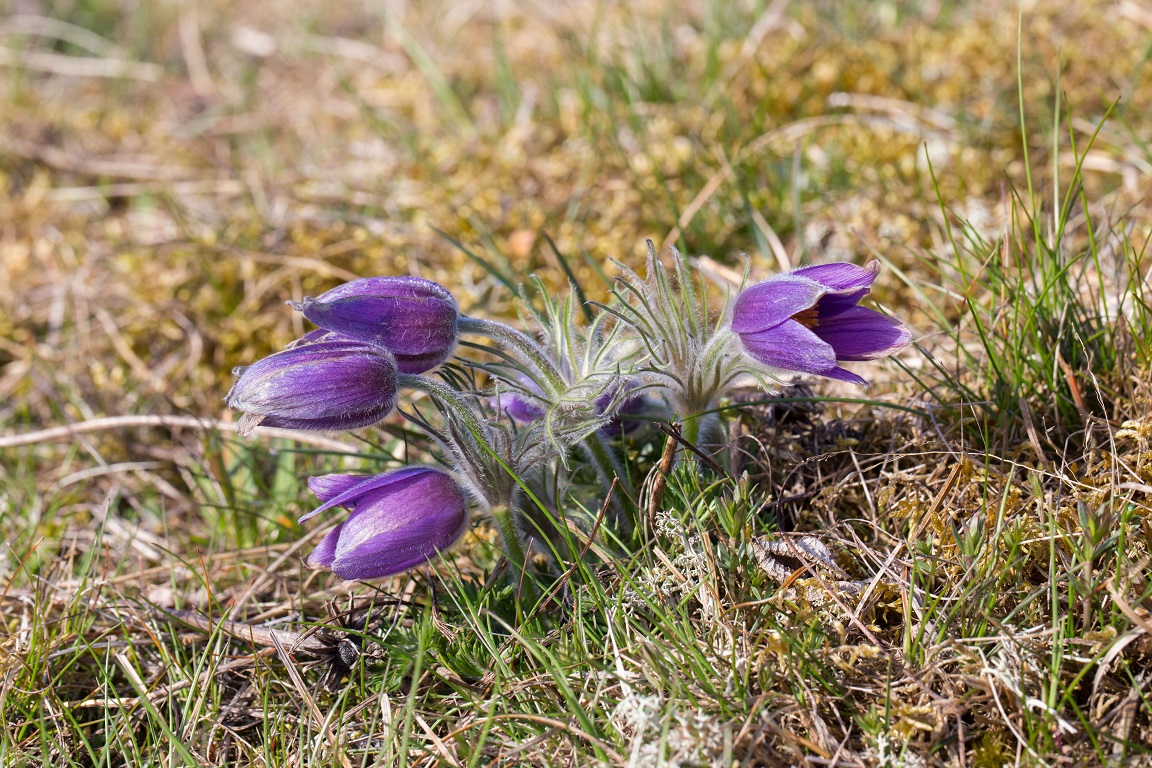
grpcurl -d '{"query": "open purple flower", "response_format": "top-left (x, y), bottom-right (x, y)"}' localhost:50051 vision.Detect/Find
top-left (225, 340), bottom-right (398, 431)
top-left (304, 467), bottom-right (469, 580)
top-left (731, 262), bottom-right (911, 386)
top-left (293, 276), bottom-right (458, 374)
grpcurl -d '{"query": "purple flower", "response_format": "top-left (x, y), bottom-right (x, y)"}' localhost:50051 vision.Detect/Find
top-left (493, 377), bottom-right (546, 423)
top-left (225, 341), bottom-right (398, 431)
top-left (731, 262), bottom-right (911, 386)
top-left (303, 467), bottom-right (469, 580)
top-left (596, 386), bottom-right (645, 436)
top-left (494, 377), bottom-right (645, 435)
top-left (293, 276), bottom-right (458, 374)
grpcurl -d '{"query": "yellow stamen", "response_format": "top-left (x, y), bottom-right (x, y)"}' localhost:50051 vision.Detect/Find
top-left (791, 307), bottom-right (820, 329)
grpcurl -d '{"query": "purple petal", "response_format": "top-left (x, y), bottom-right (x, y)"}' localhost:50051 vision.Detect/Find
top-left (813, 290), bottom-right (870, 318)
top-left (299, 295), bottom-right (455, 349)
top-left (599, 394), bottom-right (646, 436)
top-left (300, 466), bottom-right (433, 523)
top-left (595, 387), bottom-right (644, 415)
top-left (820, 366), bottom-right (869, 387)
top-left (792, 261), bottom-right (879, 292)
top-left (255, 412), bottom-right (390, 431)
top-left (495, 392), bottom-right (545, 423)
top-left (595, 380), bottom-right (645, 436)
top-left (812, 306), bottom-right (912, 361)
top-left (620, 394), bottom-right (645, 415)
top-left (316, 276), bottom-right (455, 304)
top-left (306, 523), bottom-right (342, 569)
top-left (738, 319), bottom-right (838, 374)
top-left (592, 379), bottom-right (638, 414)
top-left (307, 474), bottom-right (374, 505)
top-left (225, 342), bottom-right (398, 431)
top-left (492, 375), bottom-right (547, 423)
top-left (329, 470), bottom-right (468, 580)
top-left (797, 262), bottom-right (881, 318)
top-left (391, 347), bottom-right (458, 375)
top-left (287, 328), bottom-right (331, 347)
top-left (297, 277), bottom-right (459, 374)
top-left (331, 514), bottom-right (466, 579)
top-left (731, 276), bottom-right (826, 334)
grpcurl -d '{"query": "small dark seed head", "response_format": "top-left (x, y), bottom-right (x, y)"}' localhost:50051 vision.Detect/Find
top-left (337, 638), bottom-right (360, 669)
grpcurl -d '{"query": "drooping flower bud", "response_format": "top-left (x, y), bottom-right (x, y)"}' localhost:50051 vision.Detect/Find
top-left (492, 376), bottom-right (546, 424)
top-left (731, 262), bottom-right (911, 386)
top-left (597, 387), bottom-right (646, 436)
top-left (225, 341), bottom-right (398, 432)
top-left (293, 276), bottom-right (458, 374)
top-left (303, 467), bottom-right (469, 580)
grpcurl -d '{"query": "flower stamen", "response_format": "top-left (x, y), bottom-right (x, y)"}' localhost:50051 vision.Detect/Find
top-left (791, 307), bottom-right (820, 329)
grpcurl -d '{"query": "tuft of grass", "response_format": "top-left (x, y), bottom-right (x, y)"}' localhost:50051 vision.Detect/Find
top-left (907, 102), bottom-right (1152, 455)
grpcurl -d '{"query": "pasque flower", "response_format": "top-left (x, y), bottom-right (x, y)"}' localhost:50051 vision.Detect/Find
top-left (293, 276), bottom-right (458, 374)
top-left (219, 253), bottom-right (915, 598)
top-left (225, 340), bottom-right (398, 432)
top-left (731, 262), bottom-right (911, 385)
top-left (304, 467), bottom-right (469, 580)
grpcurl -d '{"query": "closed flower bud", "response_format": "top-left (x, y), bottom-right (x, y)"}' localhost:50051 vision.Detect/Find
top-left (597, 388), bottom-right (646, 436)
top-left (225, 341), bottom-right (398, 432)
top-left (492, 376), bottom-right (546, 424)
top-left (293, 276), bottom-right (458, 374)
top-left (731, 262), bottom-right (911, 386)
top-left (303, 467), bottom-right (469, 580)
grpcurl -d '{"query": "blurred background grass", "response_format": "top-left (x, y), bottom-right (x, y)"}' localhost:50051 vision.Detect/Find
top-left (2, 0), bottom-right (1152, 764)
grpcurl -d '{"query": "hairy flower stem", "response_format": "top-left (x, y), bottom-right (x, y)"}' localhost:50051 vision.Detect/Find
top-left (457, 316), bottom-right (566, 393)
top-left (680, 412), bottom-right (703, 449)
top-left (397, 374), bottom-right (490, 440)
top-left (676, 412), bottom-right (726, 471)
top-left (490, 505), bottom-right (538, 606)
top-left (400, 373), bottom-right (538, 604)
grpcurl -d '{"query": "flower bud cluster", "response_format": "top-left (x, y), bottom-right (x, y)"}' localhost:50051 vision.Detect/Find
top-left (224, 247), bottom-right (911, 582)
